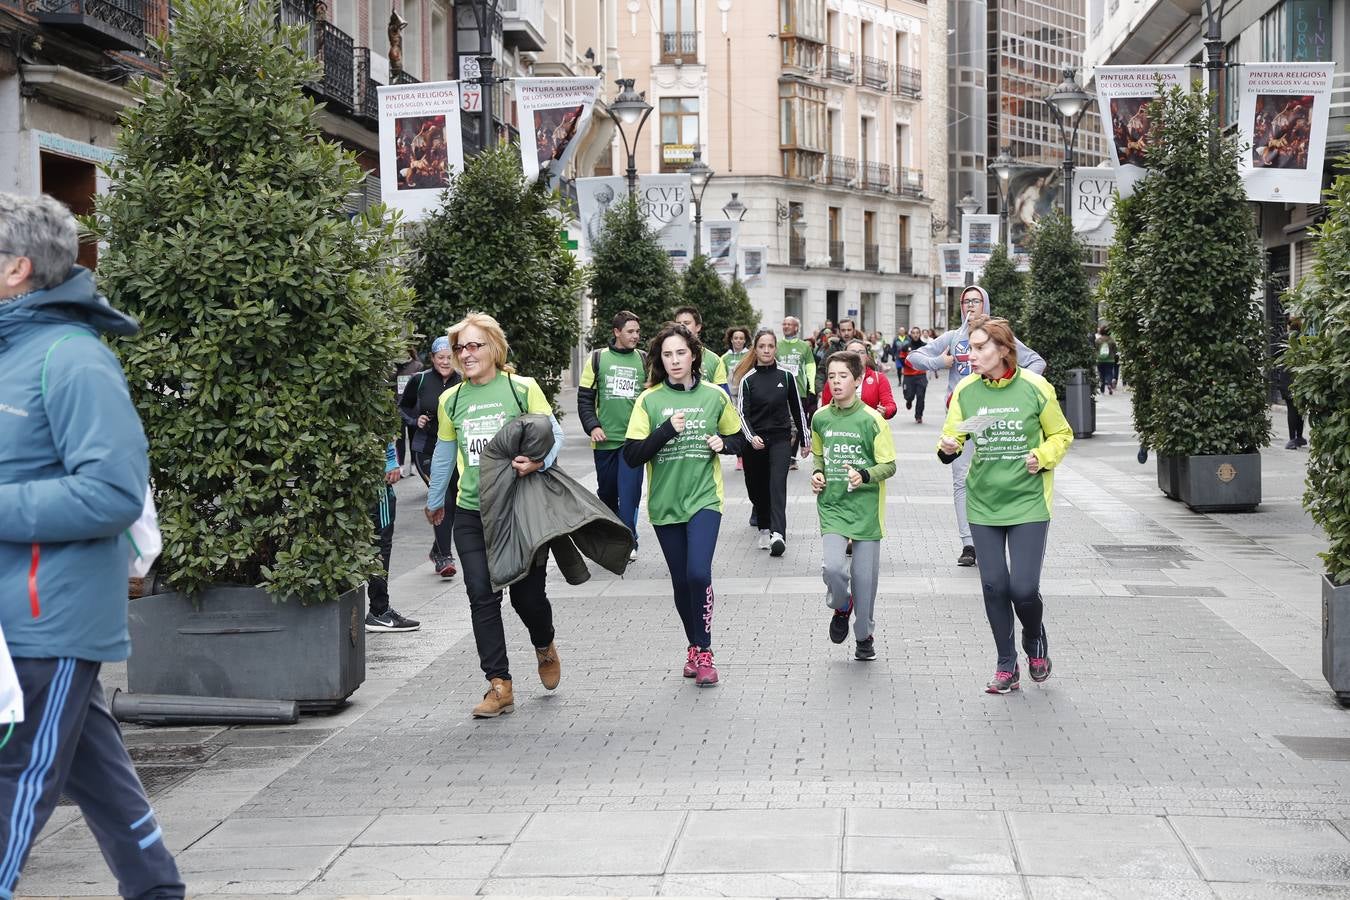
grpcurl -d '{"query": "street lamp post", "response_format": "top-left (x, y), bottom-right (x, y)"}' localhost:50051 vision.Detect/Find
top-left (687, 148), bottom-right (715, 257)
top-left (957, 192), bottom-right (980, 287)
top-left (989, 147), bottom-right (1016, 245)
top-left (1045, 68), bottom-right (1093, 219)
top-left (722, 192), bottom-right (747, 221)
top-left (469, 0), bottom-right (502, 153)
top-left (607, 79), bottom-right (654, 197)
top-left (1200, 0), bottom-right (1228, 157)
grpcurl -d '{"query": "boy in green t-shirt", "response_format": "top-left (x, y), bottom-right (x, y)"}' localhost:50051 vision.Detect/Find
top-left (674, 306), bottom-right (729, 391)
top-left (811, 350), bottom-right (897, 661)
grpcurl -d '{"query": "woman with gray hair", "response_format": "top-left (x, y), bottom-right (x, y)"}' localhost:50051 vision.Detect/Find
top-left (0, 192), bottom-right (185, 896)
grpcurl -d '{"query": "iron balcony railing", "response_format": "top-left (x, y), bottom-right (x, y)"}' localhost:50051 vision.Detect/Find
top-left (789, 232), bottom-right (807, 267)
top-left (864, 244), bottom-right (879, 272)
top-left (894, 64), bottom-right (921, 98)
top-left (828, 240), bottom-right (845, 269)
top-left (826, 46), bottom-right (854, 82)
top-left (661, 31), bottom-right (697, 62)
top-left (316, 19), bottom-right (354, 110)
top-left (823, 154), bottom-right (856, 186)
top-left (861, 55), bottom-right (889, 90)
top-left (896, 166), bottom-right (924, 198)
top-left (861, 161), bottom-right (891, 192)
top-left (391, 70), bottom-right (420, 84)
top-left (354, 46), bottom-right (379, 123)
top-left (35, 0), bottom-right (147, 51)
top-left (896, 248), bottom-right (915, 274)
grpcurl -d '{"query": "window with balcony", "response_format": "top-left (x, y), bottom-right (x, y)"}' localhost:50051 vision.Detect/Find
top-left (788, 202), bottom-right (807, 266)
top-left (404, 0), bottom-right (423, 79)
top-left (897, 215), bottom-right (913, 274)
top-left (333, 0), bottom-right (356, 41)
top-left (660, 97), bottom-right (700, 172)
top-left (661, 0), bottom-right (697, 62)
top-left (828, 206), bottom-right (843, 269)
top-left (780, 0), bottom-right (825, 42)
top-left (781, 37), bottom-right (821, 73)
top-left (780, 80), bottom-right (826, 153)
top-left (864, 212), bottom-right (878, 272)
top-left (371, 0), bottom-right (390, 55)
top-left (785, 288), bottom-right (805, 320)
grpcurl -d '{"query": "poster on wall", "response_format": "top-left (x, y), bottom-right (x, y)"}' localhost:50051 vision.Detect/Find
top-left (576, 175), bottom-right (693, 269)
top-left (377, 81), bottom-right (466, 222)
top-left (939, 243), bottom-right (964, 288)
top-left (706, 221), bottom-right (740, 278)
top-left (1073, 169), bottom-right (1117, 247)
top-left (741, 246), bottom-right (766, 286)
top-left (961, 214), bottom-right (999, 275)
top-left (1006, 166), bottom-right (1059, 272)
top-left (1094, 65), bottom-right (1190, 198)
top-left (515, 77), bottom-right (602, 184)
top-left (1237, 63), bottom-right (1335, 204)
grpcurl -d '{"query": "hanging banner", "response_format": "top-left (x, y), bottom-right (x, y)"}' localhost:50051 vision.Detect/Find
top-left (377, 81), bottom-right (466, 222)
top-left (516, 77), bottom-right (602, 184)
top-left (1006, 166), bottom-right (1059, 272)
top-left (939, 243), bottom-right (964, 288)
top-left (961, 214), bottom-right (999, 275)
top-left (1073, 169), bottom-right (1117, 247)
top-left (706, 220), bottom-right (739, 277)
top-left (1238, 63), bottom-right (1335, 204)
top-left (741, 246), bottom-right (766, 287)
top-left (576, 175), bottom-right (693, 270)
top-left (1094, 65), bottom-right (1191, 198)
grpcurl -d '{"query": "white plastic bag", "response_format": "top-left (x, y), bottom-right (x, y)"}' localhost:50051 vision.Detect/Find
top-left (126, 486), bottom-right (162, 579)
top-left (0, 620), bottom-right (23, 726)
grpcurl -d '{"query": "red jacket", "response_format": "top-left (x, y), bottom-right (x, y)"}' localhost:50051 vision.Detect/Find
top-left (821, 368), bottom-right (897, 419)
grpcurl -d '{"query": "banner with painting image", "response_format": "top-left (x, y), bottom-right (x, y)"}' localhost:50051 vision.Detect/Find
top-left (961, 214), bottom-right (999, 276)
top-left (706, 221), bottom-right (739, 278)
top-left (939, 243), bottom-right (964, 288)
top-left (1094, 65), bottom-right (1190, 198)
top-left (1005, 166), bottom-right (1059, 272)
top-left (741, 246), bottom-right (766, 286)
top-left (516, 77), bottom-right (602, 184)
top-left (377, 81), bottom-right (466, 222)
top-left (1237, 63), bottom-right (1335, 204)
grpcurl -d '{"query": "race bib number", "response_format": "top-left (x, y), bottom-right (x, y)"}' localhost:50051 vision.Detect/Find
top-left (397, 375), bottom-right (411, 395)
top-left (463, 413), bottom-right (506, 467)
top-left (780, 361), bottom-right (800, 377)
top-left (606, 372), bottom-right (638, 399)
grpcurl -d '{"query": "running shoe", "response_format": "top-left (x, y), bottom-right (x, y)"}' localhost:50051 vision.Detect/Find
top-left (694, 650), bottom-right (718, 686)
top-left (854, 636), bottom-right (876, 660)
top-left (758, 529), bottom-right (771, 550)
top-left (434, 555), bottom-right (457, 578)
top-left (915, 416), bottom-right (923, 424)
top-left (1028, 656), bottom-right (1052, 683)
top-left (957, 545), bottom-right (977, 567)
top-left (906, 398), bottom-right (913, 410)
top-left (1297, 436), bottom-right (1308, 447)
top-left (828, 595), bottom-right (852, 644)
top-left (985, 667), bottom-right (1020, 694)
top-left (683, 645), bottom-right (699, 678)
top-left (1285, 439), bottom-right (1299, 450)
top-left (769, 532), bottom-right (786, 557)
top-left (629, 546), bottom-right (639, 562)
top-left (1136, 445), bottom-right (1149, 464)
top-left (365, 609), bottom-right (421, 633)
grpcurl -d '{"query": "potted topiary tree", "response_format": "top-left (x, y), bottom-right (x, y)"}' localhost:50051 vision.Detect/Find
top-left (87, 0), bottom-right (411, 709)
top-left (1287, 157), bottom-right (1350, 706)
top-left (587, 196), bottom-right (678, 348)
top-left (1129, 86), bottom-right (1267, 512)
top-left (1023, 210), bottom-right (1097, 437)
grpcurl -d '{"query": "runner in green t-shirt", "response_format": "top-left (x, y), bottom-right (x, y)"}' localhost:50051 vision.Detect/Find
top-left (424, 313), bottom-right (565, 719)
top-left (624, 322), bottom-right (746, 687)
top-left (577, 310), bottom-right (646, 559)
top-left (721, 326), bottom-right (751, 401)
top-left (811, 350), bottom-right (897, 661)
top-left (674, 306), bottom-right (729, 391)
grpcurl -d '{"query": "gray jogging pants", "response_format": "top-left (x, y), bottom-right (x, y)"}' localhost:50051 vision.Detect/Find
top-left (822, 534), bottom-right (881, 641)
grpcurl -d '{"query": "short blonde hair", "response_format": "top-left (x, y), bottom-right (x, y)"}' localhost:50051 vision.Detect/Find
top-left (446, 312), bottom-right (515, 375)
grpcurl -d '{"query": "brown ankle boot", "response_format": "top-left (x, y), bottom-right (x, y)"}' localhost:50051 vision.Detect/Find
top-left (535, 641), bottom-right (561, 691)
top-left (472, 677), bottom-right (514, 718)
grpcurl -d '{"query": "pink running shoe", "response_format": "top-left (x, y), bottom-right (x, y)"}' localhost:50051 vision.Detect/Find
top-left (694, 650), bottom-right (718, 686)
top-left (1028, 657), bottom-right (1052, 683)
top-left (985, 668), bottom-right (1020, 694)
top-left (682, 645), bottom-right (699, 678)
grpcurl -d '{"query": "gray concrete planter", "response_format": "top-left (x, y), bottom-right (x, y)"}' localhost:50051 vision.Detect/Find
top-left (1177, 453), bottom-right (1261, 513)
top-left (1324, 576), bottom-right (1350, 708)
top-left (1156, 455), bottom-right (1181, 501)
top-left (127, 584), bottom-right (366, 713)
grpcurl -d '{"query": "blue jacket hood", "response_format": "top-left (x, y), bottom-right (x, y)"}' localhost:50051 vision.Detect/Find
top-left (0, 267), bottom-right (139, 343)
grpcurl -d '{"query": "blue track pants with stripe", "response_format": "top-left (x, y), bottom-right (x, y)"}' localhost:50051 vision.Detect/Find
top-left (0, 658), bottom-right (184, 899)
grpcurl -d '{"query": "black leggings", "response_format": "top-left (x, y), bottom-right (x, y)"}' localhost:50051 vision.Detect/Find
top-left (415, 449), bottom-right (458, 558)
top-left (1279, 384), bottom-right (1304, 441)
top-left (742, 436), bottom-right (793, 537)
top-left (970, 521), bottom-right (1050, 672)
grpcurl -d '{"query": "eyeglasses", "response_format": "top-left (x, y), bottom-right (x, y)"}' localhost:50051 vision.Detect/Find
top-left (453, 341), bottom-right (487, 354)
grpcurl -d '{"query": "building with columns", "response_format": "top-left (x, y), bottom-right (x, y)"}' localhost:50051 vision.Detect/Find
top-left (613, 0), bottom-right (947, 337)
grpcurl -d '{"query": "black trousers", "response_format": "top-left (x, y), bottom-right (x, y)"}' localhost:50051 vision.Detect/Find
top-left (415, 448), bottom-right (458, 558)
top-left (742, 436), bottom-right (793, 537)
top-left (1279, 384), bottom-right (1305, 441)
top-left (902, 373), bottom-right (927, 420)
top-left (453, 507), bottom-right (554, 682)
top-left (368, 487), bottom-right (395, 617)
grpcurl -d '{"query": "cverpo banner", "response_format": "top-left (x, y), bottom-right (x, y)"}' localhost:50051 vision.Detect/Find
top-left (961, 214), bottom-right (1000, 275)
top-left (516, 77), bottom-right (602, 185)
top-left (1238, 63), bottom-right (1335, 204)
top-left (1094, 65), bottom-right (1190, 198)
top-left (576, 175), bottom-right (693, 270)
top-left (377, 81), bottom-right (466, 222)
top-left (939, 243), bottom-right (964, 288)
top-left (1073, 168), bottom-right (1117, 247)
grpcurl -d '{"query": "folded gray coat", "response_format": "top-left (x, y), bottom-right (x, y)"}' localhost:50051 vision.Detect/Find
top-left (479, 414), bottom-right (634, 591)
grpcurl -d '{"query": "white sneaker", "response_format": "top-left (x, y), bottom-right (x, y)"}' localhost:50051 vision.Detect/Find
top-left (770, 532), bottom-right (786, 557)
top-left (628, 547), bottom-right (638, 562)
top-left (757, 529), bottom-right (771, 550)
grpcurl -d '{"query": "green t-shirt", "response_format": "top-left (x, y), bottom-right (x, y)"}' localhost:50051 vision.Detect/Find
top-left (579, 347), bottom-right (645, 450)
top-left (938, 369), bottom-right (1074, 526)
top-left (810, 400), bottom-right (896, 541)
top-left (701, 347), bottom-right (728, 387)
top-left (721, 348), bottom-right (749, 376)
top-left (436, 372), bottom-right (552, 511)
top-left (777, 337), bottom-right (816, 397)
top-left (626, 380), bottom-right (742, 525)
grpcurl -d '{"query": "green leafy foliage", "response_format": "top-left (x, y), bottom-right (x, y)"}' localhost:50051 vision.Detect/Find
top-left (587, 196), bottom-right (679, 347)
top-left (1023, 211), bottom-right (1096, 400)
top-left (1287, 156), bottom-right (1350, 584)
top-left (679, 255), bottom-right (760, 351)
top-left (978, 241), bottom-right (1027, 333)
top-left (85, 0), bottom-right (411, 604)
top-left (723, 277), bottom-right (760, 346)
top-left (1127, 85), bottom-right (1267, 457)
top-left (1098, 193), bottom-right (1155, 444)
top-left (407, 147), bottom-right (583, 403)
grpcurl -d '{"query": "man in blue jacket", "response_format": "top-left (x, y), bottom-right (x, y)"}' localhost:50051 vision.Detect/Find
top-left (0, 193), bottom-right (184, 898)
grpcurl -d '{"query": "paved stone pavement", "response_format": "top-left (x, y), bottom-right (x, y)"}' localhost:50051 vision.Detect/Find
top-left (20, 383), bottom-right (1350, 899)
